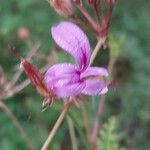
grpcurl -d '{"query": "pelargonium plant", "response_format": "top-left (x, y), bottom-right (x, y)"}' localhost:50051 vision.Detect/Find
top-left (21, 21), bottom-right (109, 109)
top-left (0, 1), bottom-right (116, 150)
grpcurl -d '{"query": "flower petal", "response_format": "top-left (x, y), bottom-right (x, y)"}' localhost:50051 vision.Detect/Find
top-left (44, 63), bottom-right (85, 98)
top-left (54, 82), bottom-right (85, 98)
top-left (81, 79), bottom-right (108, 95)
top-left (51, 21), bottom-right (91, 70)
top-left (81, 66), bottom-right (109, 78)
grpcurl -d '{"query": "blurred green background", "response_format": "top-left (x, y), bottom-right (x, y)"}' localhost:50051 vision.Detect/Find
top-left (0, 0), bottom-right (150, 150)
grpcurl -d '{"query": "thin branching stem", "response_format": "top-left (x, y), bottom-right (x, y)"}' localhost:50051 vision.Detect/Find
top-left (77, 5), bottom-right (99, 33)
top-left (80, 99), bottom-right (90, 138)
top-left (89, 53), bottom-right (117, 145)
top-left (89, 94), bottom-right (106, 144)
top-left (11, 42), bottom-right (41, 87)
top-left (0, 101), bottom-right (35, 150)
top-left (67, 116), bottom-right (78, 150)
top-left (0, 50), bottom-right (55, 101)
top-left (90, 37), bottom-right (106, 65)
top-left (41, 102), bottom-right (71, 150)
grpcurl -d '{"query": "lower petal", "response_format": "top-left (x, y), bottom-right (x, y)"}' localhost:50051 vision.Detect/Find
top-left (44, 63), bottom-right (85, 98)
top-left (54, 82), bottom-right (85, 98)
top-left (81, 79), bottom-right (108, 95)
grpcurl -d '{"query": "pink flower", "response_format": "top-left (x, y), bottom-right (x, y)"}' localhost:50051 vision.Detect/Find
top-left (44, 22), bottom-right (109, 98)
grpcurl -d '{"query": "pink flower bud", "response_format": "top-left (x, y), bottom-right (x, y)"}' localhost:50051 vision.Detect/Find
top-left (48, 0), bottom-right (74, 17)
top-left (20, 59), bottom-right (53, 97)
top-left (20, 59), bottom-right (42, 86)
top-left (21, 59), bottom-right (55, 109)
top-left (17, 27), bottom-right (30, 40)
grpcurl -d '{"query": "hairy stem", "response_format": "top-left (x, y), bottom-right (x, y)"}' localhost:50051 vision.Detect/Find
top-left (0, 101), bottom-right (35, 150)
top-left (80, 99), bottom-right (90, 138)
top-left (89, 94), bottom-right (106, 144)
top-left (90, 37), bottom-right (106, 65)
top-left (41, 102), bottom-right (71, 150)
top-left (67, 116), bottom-right (78, 150)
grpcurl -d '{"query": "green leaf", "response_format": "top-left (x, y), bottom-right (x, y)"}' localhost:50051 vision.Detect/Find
top-left (97, 117), bottom-right (119, 150)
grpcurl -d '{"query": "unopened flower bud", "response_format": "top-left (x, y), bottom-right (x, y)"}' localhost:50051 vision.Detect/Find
top-left (21, 59), bottom-right (53, 97)
top-left (17, 27), bottom-right (30, 40)
top-left (20, 59), bottom-right (42, 86)
top-left (102, 0), bottom-right (116, 4)
top-left (48, 0), bottom-right (74, 17)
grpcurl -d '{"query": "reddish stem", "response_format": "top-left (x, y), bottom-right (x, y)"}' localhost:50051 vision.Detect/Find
top-left (77, 5), bottom-right (99, 33)
top-left (41, 102), bottom-right (71, 150)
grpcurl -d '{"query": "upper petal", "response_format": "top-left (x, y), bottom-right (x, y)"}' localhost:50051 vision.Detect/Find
top-left (51, 21), bottom-right (91, 70)
top-left (81, 66), bottom-right (109, 79)
top-left (81, 79), bottom-right (108, 95)
top-left (44, 63), bottom-right (85, 98)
